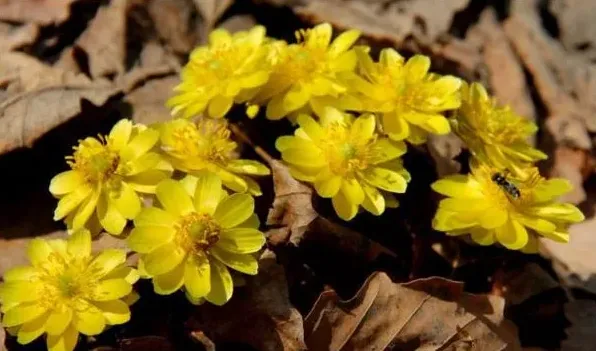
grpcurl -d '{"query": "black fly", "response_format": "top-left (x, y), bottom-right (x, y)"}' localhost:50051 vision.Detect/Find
top-left (491, 172), bottom-right (521, 199)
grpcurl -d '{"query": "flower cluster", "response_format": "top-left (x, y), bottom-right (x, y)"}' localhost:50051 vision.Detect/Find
top-left (431, 82), bottom-right (583, 252)
top-left (4, 21), bottom-right (585, 351)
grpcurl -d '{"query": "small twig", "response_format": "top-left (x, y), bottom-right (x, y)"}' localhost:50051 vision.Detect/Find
top-left (190, 331), bottom-right (216, 351)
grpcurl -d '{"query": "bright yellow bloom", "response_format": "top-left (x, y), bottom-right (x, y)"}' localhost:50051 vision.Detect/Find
top-left (0, 229), bottom-right (139, 351)
top-left (166, 26), bottom-right (270, 119)
top-left (432, 161), bottom-right (584, 252)
top-left (451, 82), bottom-right (547, 175)
top-left (251, 23), bottom-right (361, 120)
top-left (127, 174), bottom-right (265, 305)
top-left (50, 119), bottom-right (172, 236)
top-left (158, 118), bottom-right (270, 195)
top-left (276, 107), bottom-right (410, 221)
top-left (343, 48), bottom-right (462, 144)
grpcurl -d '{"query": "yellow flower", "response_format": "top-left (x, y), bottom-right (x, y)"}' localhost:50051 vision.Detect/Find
top-left (167, 26), bottom-right (270, 119)
top-left (451, 82), bottom-right (547, 175)
top-left (251, 22), bottom-right (361, 120)
top-left (0, 229), bottom-right (139, 351)
top-left (158, 118), bottom-right (270, 195)
top-left (276, 107), bottom-right (410, 220)
top-left (431, 161), bottom-right (584, 252)
top-left (50, 119), bottom-right (173, 236)
top-left (127, 174), bottom-right (265, 305)
top-left (343, 48), bottom-right (462, 144)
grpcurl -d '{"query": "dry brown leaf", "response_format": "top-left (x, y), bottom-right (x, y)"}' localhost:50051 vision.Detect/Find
top-left (469, 8), bottom-right (536, 123)
top-left (0, 326), bottom-right (5, 351)
top-left (549, 147), bottom-right (591, 204)
top-left (0, 23), bottom-right (38, 52)
top-left (124, 75), bottom-right (178, 125)
top-left (76, 0), bottom-right (128, 78)
top-left (304, 272), bottom-right (521, 351)
top-left (219, 15), bottom-right (258, 33)
top-left (279, 0), bottom-right (469, 43)
top-left (541, 213), bottom-right (596, 295)
top-left (119, 336), bottom-right (175, 351)
top-left (504, 0), bottom-right (596, 148)
top-left (0, 80), bottom-right (118, 154)
top-left (148, 0), bottom-right (199, 53)
top-left (427, 133), bottom-right (463, 177)
top-left (193, 0), bottom-right (234, 29)
top-left (188, 249), bottom-right (307, 351)
top-left (550, 0), bottom-right (596, 62)
top-left (0, 0), bottom-right (79, 25)
top-left (562, 299), bottom-right (596, 351)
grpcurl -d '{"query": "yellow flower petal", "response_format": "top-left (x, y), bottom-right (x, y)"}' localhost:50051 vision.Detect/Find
top-left (329, 29), bottom-right (360, 56)
top-left (314, 173), bottom-right (342, 198)
top-left (97, 193), bottom-right (127, 235)
top-left (128, 227), bottom-right (175, 254)
top-left (515, 215), bottom-right (556, 233)
top-left (226, 160), bottom-right (270, 175)
top-left (45, 309), bottom-right (72, 335)
top-left (266, 94), bottom-right (286, 120)
top-left (207, 95), bottom-right (234, 118)
top-left (0, 282), bottom-right (41, 306)
top-left (361, 184), bottom-right (385, 216)
top-left (103, 266), bottom-right (139, 285)
top-left (369, 139), bottom-right (406, 164)
top-left (17, 312), bottom-right (48, 344)
top-left (143, 242), bottom-right (185, 276)
top-left (479, 208), bottom-right (508, 229)
top-left (89, 249), bottom-right (126, 278)
top-left (53, 186), bottom-right (92, 221)
top-left (469, 227), bottom-right (495, 246)
top-left (350, 114), bottom-right (375, 144)
top-left (297, 114), bottom-right (324, 141)
top-left (283, 86), bottom-right (311, 114)
top-left (93, 300), bottom-right (130, 325)
top-left (521, 234), bottom-right (540, 254)
top-left (67, 229), bottom-right (91, 258)
top-left (92, 279), bottom-right (132, 301)
top-left (363, 167), bottom-right (408, 193)
top-left (431, 175), bottom-right (483, 198)
top-left (74, 303), bottom-right (105, 335)
top-left (46, 325), bottom-right (78, 351)
top-left (119, 128), bottom-right (159, 162)
top-left (49, 171), bottom-right (84, 196)
top-left (341, 178), bottom-right (365, 206)
top-left (495, 220), bottom-right (528, 250)
top-left (72, 188), bottom-right (100, 230)
top-left (3, 266), bottom-right (38, 282)
top-left (2, 302), bottom-right (48, 327)
top-left (108, 119), bottom-right (133, 151)
top-left (205, 259), bottom-right (233, 306)
top-left (217, 228), bottom-right (265, 254)
top-left (184, 257), bottom-right (211, 300)
top-left (153, 259), bottom-right (185, 295)
top-left (125, 152), bottom-right (162, 176)
top-left (133, 207), bottom-right (176, 228)
top-left (27, 239), bottom-right (53, 267)
top-left (111, 183), bottom-right (141, 219)
top-left (332, 190), bottom-right (358, 221)
top-left (404, 55), bottom-right (430, 83)
top-left (156, 179), bottom-right (194, 216)
top-left (383, 112), bottom-right (409, 141)
top-left (213, 193), bottom-right (254, 229)
top-left (127, 169), bottom-right (172, 193)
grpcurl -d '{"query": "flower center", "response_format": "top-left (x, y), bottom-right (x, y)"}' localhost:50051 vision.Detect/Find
top-left (476, 165), bottom-right (542, 210)
top-left (67, 137), bottom-right (120, 184)
top-left (175, 212), bottom-right (221, 257)
top-left (474, 101), bottom-right (530, 144)
top-left (37, 253), bottom-right (97, 310)
top-left (275, 45), bottom-right (326, 84)
top-left (167, 119), bottom-right (236, 164)
top-left (189, 45), bottom-right (249, 86)
top-left (318, 123), bottom-right (375, 177)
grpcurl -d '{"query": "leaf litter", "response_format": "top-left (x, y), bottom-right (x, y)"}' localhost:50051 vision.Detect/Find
top-left (1, 0), bottom-right (596, 350)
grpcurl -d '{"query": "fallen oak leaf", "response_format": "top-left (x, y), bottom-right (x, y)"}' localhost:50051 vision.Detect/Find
top-left (149, 0), bottom-right (200, 54)
top-left (188, 249), bottom-right (307, 351)
top-left (193, 0), bottom-right (234, 30)
top-left (0, 23), bottom-right (38, 52)
top-left (75, 0), bottom-right (127, 78)
top-left (304, 272), bottom-right (521, 351)
top-left (0, 0), bottom-right (79, 25)
top-left (0, 81), bottom-right (118, 155)
top-left (0, 320), bottom-right (5, 351)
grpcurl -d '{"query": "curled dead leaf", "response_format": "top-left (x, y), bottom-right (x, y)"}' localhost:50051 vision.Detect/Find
top-left (271, 0), bottom-right (469, 43)
top-left (75, 0), bottom-right (128, 78)
top-left (0, 23), bottom-right (38, 52)
top-left (149, 0), bottom-right (199, 53)
top-left (304, 272), bottom-right (521, 351)
top-left (188, 249), bottom-right (307, 351)
top-left (0, 0), bottom-right (79, 25)
top-left (0, 82), bottom-right (118, 155)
